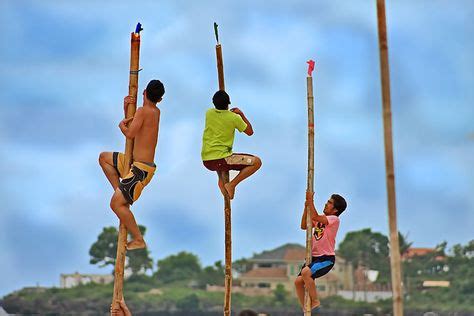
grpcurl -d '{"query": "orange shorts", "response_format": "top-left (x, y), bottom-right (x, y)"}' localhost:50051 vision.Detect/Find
top-left (113, 152), bottom-right (156, 204)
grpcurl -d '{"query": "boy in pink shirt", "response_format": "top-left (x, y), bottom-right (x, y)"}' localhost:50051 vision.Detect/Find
top-left (294, 191), bottom-right (347, 312)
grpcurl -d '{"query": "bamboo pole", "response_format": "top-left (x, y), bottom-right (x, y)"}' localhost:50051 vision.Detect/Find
top-left (375, 2), bottom-right (404, 316)
top-left (214, 22), bottom-right (232, 316)
top-left (304, 60), bottom-right (315, 316)
top-left (111, 23), bottom-right (142, 312)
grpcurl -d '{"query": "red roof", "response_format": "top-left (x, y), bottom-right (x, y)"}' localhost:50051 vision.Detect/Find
top-left (240, 268), bottom-right (288, 279)
top-left (403, 248), bottom-right (435, 259)
top-left (283, 248), bottom-right (306, 261)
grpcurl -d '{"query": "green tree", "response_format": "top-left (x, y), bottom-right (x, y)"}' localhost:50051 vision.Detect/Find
top-left (89, 225), bottom-right (153, 275)
top-left (273, 284), bottom-right (288, 304)
top-left (155, 251), bottom-right (202, 283)
top-left (127, 226), bottom-right (153, 275)
top-left (338, 228), bottom-right (391, 282)
top-left (398, 232), bottom-right (413, 256)
top-left (447, 240), bottom-right (474, 300)
top-left (233, 257), bottom-right (252, 274)
top-left (197, 260), bottom-right (224, 287)
top-left (338, 229), bottom-right (389, 268)
top-left (176, 293), bottom-right (200, 311)
top-left (89, 227), bottom-right (117, 268)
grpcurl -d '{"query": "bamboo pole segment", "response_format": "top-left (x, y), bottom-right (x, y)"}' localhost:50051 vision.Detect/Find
top-left (214, 22), bottom-right (232, 316)
top-left (214, 23), bottom-right (225, 91)
top-left (375, 2), bottom-right (404, 316)
top-left (217, 170), bottom-right (232, 316)
top-left (304, 60), bottom-right (315, 316)
top-left (111, 23), bottom-right (143, 312)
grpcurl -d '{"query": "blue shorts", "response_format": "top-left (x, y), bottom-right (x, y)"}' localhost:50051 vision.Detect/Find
top-left (298, 255), bottom-right (335, 279)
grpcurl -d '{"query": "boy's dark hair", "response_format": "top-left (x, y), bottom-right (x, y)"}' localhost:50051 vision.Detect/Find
top-left (239, 310), bottom-right (258, 316)
top-left (331, 194), bottom-right (347, 216)
top-left (213, 90), bottom-right (231, 110)
top-left (146, 80), bottom-right (165, 103)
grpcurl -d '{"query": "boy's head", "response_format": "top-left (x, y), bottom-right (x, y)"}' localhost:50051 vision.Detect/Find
top-left (213, 90), bottom-right (231, 110)
top-left (323, 194), bottom-right (347, 217)
top-left (144, 79), bottom-right (165, 103)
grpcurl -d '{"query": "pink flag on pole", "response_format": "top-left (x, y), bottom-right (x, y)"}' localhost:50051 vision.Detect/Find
top-left (307, 60), bottom-right (315, 76)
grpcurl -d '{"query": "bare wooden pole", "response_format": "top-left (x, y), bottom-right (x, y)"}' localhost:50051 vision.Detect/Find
top-left (217, 170), bottom-right (232, 316)
top-left (214, 22), bottom-right (232, 316)
top-left (216, 47), bottom-right (225, 91)
top-left (375, 2), bottom-right (404, 315)
top-left (111, 23), bottom-right (142, 312)
top-left (304, 60), bottom-right (315, 316)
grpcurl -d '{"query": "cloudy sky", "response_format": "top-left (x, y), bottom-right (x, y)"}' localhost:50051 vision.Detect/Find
top-left (0, 0), bottom-right (472, 297)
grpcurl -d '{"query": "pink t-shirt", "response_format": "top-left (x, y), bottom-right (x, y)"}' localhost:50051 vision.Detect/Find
top-left (312, 215), bottom-right (340, 257)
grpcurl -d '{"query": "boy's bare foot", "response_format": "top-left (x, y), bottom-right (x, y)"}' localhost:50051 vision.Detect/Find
top-left (302, 300), bottom-right (321, 313)
top-left (224, 182), bottom-right (235, 199)
top-left (312, 300), bottom-right (320, 309)
top-left (127, 239), bottom-right (146, 250)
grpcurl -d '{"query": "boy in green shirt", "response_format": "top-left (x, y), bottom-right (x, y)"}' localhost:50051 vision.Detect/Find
top-left (201, 90), bottom-right (262, 199)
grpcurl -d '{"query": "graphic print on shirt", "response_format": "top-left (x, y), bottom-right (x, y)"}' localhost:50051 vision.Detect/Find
top-left (313, 222), bottom-right (326, 240)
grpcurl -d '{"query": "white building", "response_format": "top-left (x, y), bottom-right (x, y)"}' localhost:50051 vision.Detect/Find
top-left (60, 272), bottom-right (114, 288)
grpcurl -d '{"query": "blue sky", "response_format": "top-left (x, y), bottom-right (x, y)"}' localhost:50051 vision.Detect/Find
top-left (0, 1), bottom-right (472, 297)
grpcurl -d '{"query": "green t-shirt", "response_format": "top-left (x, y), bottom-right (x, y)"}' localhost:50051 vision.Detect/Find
top-left (201, 108), bottom-right (248, 161)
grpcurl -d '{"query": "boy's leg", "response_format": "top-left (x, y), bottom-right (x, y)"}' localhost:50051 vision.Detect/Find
top-left (217, 176), bottom-right (227, 197)
top-left (110, 188), bottom-right (146, 250)
top-left (294, 276), bottom-right (306, 308)
top-left (224, 155), bottom-right (262, 199)
top-left (301, 267), bottom-right (320, 309)
top-left (99, 152), bottom-right (120, 190)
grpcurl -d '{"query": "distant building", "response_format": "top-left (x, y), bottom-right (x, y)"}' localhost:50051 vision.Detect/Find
top-left (402, 247), bottom-right (446, 263)
top-left (422, 280), bottom-right (450, 288)
top-left (60, 272), bottom-right (114, 288)
top-left (402, 248), bottom-right (435, 260)
top-left (238, 243), bottom-right (353, 298)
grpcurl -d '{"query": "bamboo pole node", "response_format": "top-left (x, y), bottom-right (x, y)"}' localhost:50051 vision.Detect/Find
top-left (129, 69), bottom-right (143, 75)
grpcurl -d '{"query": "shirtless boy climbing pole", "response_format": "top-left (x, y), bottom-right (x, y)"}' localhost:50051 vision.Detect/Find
top-left (99, 80), bottom-right (165, 250)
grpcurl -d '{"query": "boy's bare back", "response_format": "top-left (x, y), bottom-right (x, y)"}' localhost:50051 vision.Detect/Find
top-left (133, 105), bottom-right (160, 163)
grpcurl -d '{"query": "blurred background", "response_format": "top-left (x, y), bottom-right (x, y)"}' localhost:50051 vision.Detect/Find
top-left (0, 0), bottom-right (472, 302)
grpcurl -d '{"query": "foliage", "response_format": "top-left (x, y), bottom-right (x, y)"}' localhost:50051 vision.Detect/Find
top-left (398, 231), bottom-right (413, 256)
top-left (197, 260), bottom-right (224, 287)
top-left (233, 257), bottom-right (252, 274)
top-left (89, 226), bottom-right (118, 268)
top-left (402, 240), bottom-right (474, 310)
top-left (176, 293), bottom-right (200, 311)
top-left (338, 228), bottom-right (391, 282)
top-left (4, 230), bottom-right (473, 314)
top-left (127, 247), bottom-right (154, 275)
top-left (89, 225), bottom-right (153, 275)
top-left (338, 228), bottom-right (412, 283)
top-left (273, 284), bottom-right (288, 304)
top-left (155, 251), bottom-right (202, 283)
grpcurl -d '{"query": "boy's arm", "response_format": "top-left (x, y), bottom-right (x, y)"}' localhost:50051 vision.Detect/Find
top-left (305, 191), bottom-right (329, 226)
top-left (230, 108), bottom-right (253, 136)
top-left (300, 205), bottom-right (308, 229)
top-left (119, 107), bottom-right (144, 139)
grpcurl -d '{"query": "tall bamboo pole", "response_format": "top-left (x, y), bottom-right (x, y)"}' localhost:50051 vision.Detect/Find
top-left (304, 60), bottom-right (315, 316)
top-left (111, 23), bottom-right (143, 312)
top-left (214, 22), bottom-right (232, 316)
top-left (375, 2), bottom-right (404, 316)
